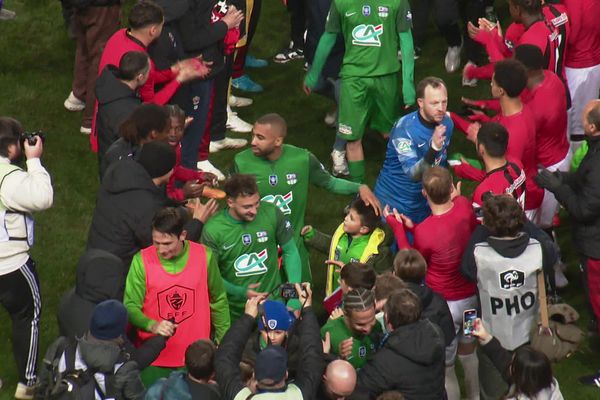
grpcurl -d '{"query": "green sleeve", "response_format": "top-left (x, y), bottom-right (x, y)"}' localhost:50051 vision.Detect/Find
top-left (396, 0), bottom-right (413, 32)
top-left (303, 227), bottom-right (333, 255)
top-left (206, 248), bottom-right (231, 343)
top-left (304, 32), bottom-right (337, 89)
top-left (124, 253), bottom-right (155, 332)
top-left (571, 141), bottom-right (588, 171)
top-left (281, 238), bottom-right (302, 284)
top-left (308, 153), bottom-right (361, 194)
top-left (325, 1), bottom-right (341, 33)
top-left (231, 157), bottom-right (240, 174)
top-left (275, 207), bottom-right (294, 245)
top-left (399, 30), bottom-right (416, 106)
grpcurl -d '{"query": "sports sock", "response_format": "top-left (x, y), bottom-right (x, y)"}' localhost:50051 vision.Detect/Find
top-left (347, 160), bottom-right (365, 184)
top-left (459, 352), bottom-right (481, 400)
top-left (445, 365), bottom-right (460, 400)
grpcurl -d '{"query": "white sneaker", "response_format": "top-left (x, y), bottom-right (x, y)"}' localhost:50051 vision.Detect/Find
top-left (15, 383), bottom-right (34, 400)
top-left (228, 95), bottom-right (253, 108)
top-left (80, 126), bottom-right (91, 135)
top-left (462, 61), bottom-right (478, 87)
top-left (227, 107), bottom-right (253, 133)
top-left (331, 149), bottom-right (349, 176)
top-left (445, 46), bottom-right (462, 73)
top-left (64, 91), bottom-right (85, 111)
top-left (324, 109), bottom-right (337, 128)
top-left (197, 160), bottom-right (226, 181)
top-left (0, 8), bottom-right (16, 20)
top-left (210, 137), bottom-right (248, 153)
top-left (554, 263), bottom-right (569, 289)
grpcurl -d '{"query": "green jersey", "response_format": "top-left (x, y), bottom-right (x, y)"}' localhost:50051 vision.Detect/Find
top-left (201, 202), bottom-right (294, 320)
top-left (233, 145), bottom-right (360, 282)
top-left (326, 0), bottom-right (412, 77)
top-left (321, 316), bottom-right (381, 369)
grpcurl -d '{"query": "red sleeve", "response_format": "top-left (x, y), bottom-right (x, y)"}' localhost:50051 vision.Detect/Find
top-left (140, 70), bottom-right (181, 105)
top-left (167, 175), bottom-right (186, 202)
top-left (450, 112), bottom-right (472, 135)
top-left (481, 99), bottom-right (501, 113)
top-left (173, 165), bottom-right (202, 182)
top-left (453, 163), bottom-right (486, 182)
top-left (385, 215), bottom-right (411, 250)
top-left (153, 68), bottom-right (177, 84)
top-left (483, 27), bottom-right (511, 61)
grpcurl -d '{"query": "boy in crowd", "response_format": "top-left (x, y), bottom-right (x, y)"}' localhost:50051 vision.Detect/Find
top-left (302, 198), bottom-right (392, 296)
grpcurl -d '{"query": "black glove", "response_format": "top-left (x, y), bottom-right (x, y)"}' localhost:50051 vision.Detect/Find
top-left (535, 168), bottom-right (562, 191)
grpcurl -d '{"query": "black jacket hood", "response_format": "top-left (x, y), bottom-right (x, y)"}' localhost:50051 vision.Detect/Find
top-left (75, 249), bottom-right (125, 303)
top-left (487, 232), bottom-right (531, 258)
top-left (95, 65), bottom-right (137, 106)
top-left (102, 158), bottom-right (160, 195)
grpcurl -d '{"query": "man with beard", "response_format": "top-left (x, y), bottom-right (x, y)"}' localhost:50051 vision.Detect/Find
top-left (232, 113), bottom-right (380, 282)
top-left (375, 77), bottom-right (453, 224)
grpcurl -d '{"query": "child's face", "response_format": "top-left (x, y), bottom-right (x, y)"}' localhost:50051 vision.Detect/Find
top-left (167, 117), bottom-right (185, 147)
top-left (343, 208), bottom-right (365, 236)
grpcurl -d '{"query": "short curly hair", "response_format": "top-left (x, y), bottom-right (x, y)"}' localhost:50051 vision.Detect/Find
top-left (482, 194), bottom-right (525, 237)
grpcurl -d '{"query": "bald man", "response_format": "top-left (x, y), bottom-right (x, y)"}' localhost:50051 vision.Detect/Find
top-left (536, 100), bottom-right (600, 334)
top-left (232, 113), bottom-right (381, 282)
top-left (319, 360), bottom-right (357, 399)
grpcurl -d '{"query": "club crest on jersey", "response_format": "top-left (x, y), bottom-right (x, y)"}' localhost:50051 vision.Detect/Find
top-left (256, 231), bottom-right (268, 243)
top-left (269, 174), bottom-right (278, 186)
top-left (406, 11), bottom-right (412, 21)
top-left (242, 234), bottom-right (252, 246)
top-left (378, 6), bottom-right (388, 18)
top-left (286, 173), bottom-right (297, 185)
top-left (262, 191), bottom-right (294, 215)
top-left (352, 24), bottom-right (384, 47)
top-left (499, 269), bottom-right (525, 290)
top-left (359, 346), bottom-right (367, 357)
top-left (234, 249), bottom-right (268, 277)
top-left (192, 96), bottom-right (200, 110)
top-left (362, 5), bottom-right (370, 16)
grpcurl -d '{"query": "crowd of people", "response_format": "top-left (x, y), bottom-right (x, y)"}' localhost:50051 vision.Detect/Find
top-left (1, 0), bottom-right (600, 399)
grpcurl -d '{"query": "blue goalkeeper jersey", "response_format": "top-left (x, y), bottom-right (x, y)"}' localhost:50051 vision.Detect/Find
top-left (374, 111), bottom-right (454, 224)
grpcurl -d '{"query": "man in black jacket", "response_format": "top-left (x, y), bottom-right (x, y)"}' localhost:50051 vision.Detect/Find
top-left (352, 289), bottom-right (445, 400)
top-left (215, 284), bottom-right (325, 400)
top-left (536, 100), bottom-right (600, 334)
top-left (87, 141), bottom-right (214, 268)
top-left (95, 51), bottom-right (150, 166)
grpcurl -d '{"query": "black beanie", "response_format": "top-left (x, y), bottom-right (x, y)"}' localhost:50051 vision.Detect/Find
top-left (138, 141), bottom-right (176, 178)
top-left (90, 300), bottom-right (128, 340)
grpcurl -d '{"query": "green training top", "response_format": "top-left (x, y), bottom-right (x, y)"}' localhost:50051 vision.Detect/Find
top-left (321, 315), bottom-right (381, 369)
top-left (201, 201), bottom-right (301, 320)
top-left (124, 241), bottom-right (231, 343)
top-left (233, 145), bottom-right (361, 281)
top-left (326, 0), bottom-right (412, 77)
top-left (330, 233), bottom-right (370, 291)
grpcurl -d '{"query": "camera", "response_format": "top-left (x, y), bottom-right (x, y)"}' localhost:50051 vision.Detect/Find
top-left (280, 283), bottom-right (299, 299)
top-left (20, 131), bottom-right (46, 146)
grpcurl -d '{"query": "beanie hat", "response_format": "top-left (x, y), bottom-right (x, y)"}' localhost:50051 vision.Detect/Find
top-left (255, 345), bottom-right (288, 383)
top-left (90, 300), bottom-right (128, 340)
top-left (138, 141), bottom-right (176, 178)
top-left (258, 300), bottom-right (295, 331)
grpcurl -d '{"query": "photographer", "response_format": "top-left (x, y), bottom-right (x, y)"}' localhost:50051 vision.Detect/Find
top-left (0, 117), bottom-right (53, 399)
top-left (215, 283), bottom-right (325, 400)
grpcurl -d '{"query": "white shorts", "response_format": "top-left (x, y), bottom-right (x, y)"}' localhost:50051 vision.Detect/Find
top-left (445, 295), bottom-right (478, 365)
top-left (526, 149), bottom-right (573, 228)
top-left (566, 64), bottom-right (600, 139)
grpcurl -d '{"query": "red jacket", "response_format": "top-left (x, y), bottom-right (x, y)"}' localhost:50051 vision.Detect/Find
top-left (167, 144), bottom-right (209, 202)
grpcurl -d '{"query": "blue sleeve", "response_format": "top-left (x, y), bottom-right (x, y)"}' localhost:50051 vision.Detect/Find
top-left (391, 125), bottom-right (437, 182)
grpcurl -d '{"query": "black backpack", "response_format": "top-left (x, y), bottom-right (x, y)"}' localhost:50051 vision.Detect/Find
top-left (35, 337), bottom-right (116, 400)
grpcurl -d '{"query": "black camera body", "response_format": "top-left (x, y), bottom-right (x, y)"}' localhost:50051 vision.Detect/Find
top-left (21, 131), bottom-right (46, 146)
top-left (280, 283), bottom-right (299, 299)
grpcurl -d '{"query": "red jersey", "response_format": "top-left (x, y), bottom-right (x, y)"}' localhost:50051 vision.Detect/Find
top-left (413, 196), bottom-right (478, 301)
top-left (563, 0), bottom-right (600, 68)
top-left (496, 107), bottom-right (544, 210)
top-left (472, 161), bottom-right (526, 211)
top-left (522, 70), bottom-right (569, 167)
top-left (167, 144), bottom-right (208, 202)
top-left (519, 19), bottom-right (566, 81)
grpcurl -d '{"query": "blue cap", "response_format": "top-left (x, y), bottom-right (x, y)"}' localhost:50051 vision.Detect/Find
top-left (258, 300), bottom-right (295, 331)
top-left (90, 300), bottom-right (128, 340)
top-left (255, 345), bottom-right (288, 382)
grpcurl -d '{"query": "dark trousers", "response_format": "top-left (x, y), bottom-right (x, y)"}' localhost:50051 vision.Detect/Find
top-left (460, 0), bottom-right (494, 64)
top-left (232, 0), bottom-right (263, 79)
top-left (210, 54), bottom-right (235, 142)
top-left (0, 259), bottom-right (42, 386)
top-left (180, 79), bottom-right (213, 169)
top-left (287, 0), bottom-right (306, 49)
top-left (72, 6), bottom-right (121, 128)
top-left (410, 0), bottom-right (462, 48)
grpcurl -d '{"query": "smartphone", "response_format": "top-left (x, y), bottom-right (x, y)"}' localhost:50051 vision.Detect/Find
top-left (463, 309), bottom-right (477, 336)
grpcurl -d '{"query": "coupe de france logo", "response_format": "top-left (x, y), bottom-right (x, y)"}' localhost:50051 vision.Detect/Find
top-left (158, 285), bottom-right (195, 324)
top-left (352, 24), bottom-right (383, 47)
top-left (269, 174), bottom-right (278, 186)
top-left (234, 249), bottom-right (269, 277)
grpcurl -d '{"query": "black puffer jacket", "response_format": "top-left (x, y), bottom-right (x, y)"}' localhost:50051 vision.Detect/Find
top-left (353, 319), bottom-right (446, 400)
top-left (87, 159), bottom-right (202, 268)
top-left (553, 135), bottom-right (600, 259)
top-left (406, 282), bottom-right (456, 347)
top-left (95, 65), bottom-right (140, 164)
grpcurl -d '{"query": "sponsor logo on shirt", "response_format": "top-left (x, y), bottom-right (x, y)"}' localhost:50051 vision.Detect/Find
top-left (499, 269), bottom-right (525, 290)
top-left (352, 24), bottom-right (383, 47)
top-left (345, 11), bottom-right (357, 17)
top-left (286, 173), bottom-right (297, 185)
top-left (262, 191), bottom-right (294, 215)
top-left (378, 6), bottom-right (388, 18)
top-left (269, 174), bottom-right (278, 186)
top-left (393, 138), bottom-right (412, 155)
top-left (362, 5), bottom-right (371, 16)
top-left (242, 234), bottom-right (252, 246)
top-left (234, 249), bottom-right (269, 277)
top-left (256, 230), bottom-right (269, 243)
top-left (339, 123), bottom-right (353, 135)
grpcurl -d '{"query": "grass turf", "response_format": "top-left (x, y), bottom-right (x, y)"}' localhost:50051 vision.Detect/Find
top-left (0, 0), bottom-right (598, 398)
